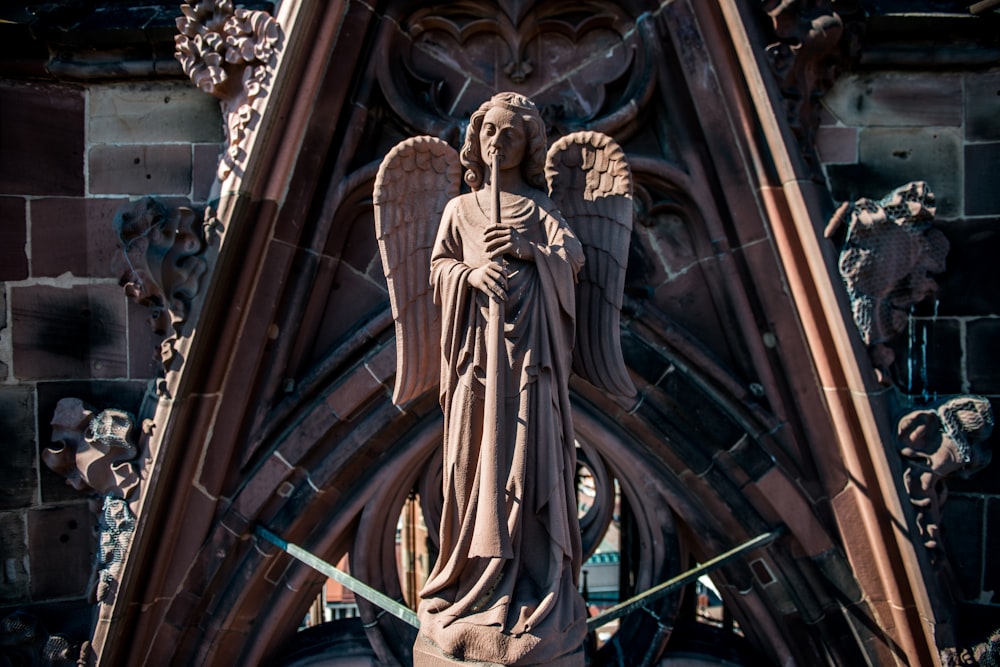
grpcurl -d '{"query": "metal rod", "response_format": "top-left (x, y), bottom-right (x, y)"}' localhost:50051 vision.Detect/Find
top-left (586, 527), bottom-right (785, 630)
top-left (254, 525), bottom-right (421, 629)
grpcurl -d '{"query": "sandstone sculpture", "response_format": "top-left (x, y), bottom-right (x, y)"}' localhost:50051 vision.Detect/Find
top-left (374, 92), bottom-right (635, 666)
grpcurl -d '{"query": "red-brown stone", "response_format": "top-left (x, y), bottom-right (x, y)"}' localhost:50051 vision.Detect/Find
top-left (30, 197), bottom-right (127, 278)
top-left (0, 196), bottom-right (28, 281)
top-left (11, 283), bottom-right (128, 380)
top-left (88, 144), bottom-right (192, 195)
top-left (0, 81), bottom-right (85, 197)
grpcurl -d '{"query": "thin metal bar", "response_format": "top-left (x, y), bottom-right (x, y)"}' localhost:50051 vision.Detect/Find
top-left (586, 527), bottom-right (785, 630)
top-left (254, 525), bottom-right (421, 629)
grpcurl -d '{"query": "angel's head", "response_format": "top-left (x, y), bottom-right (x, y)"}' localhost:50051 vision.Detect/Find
top-left (462, 92), bottom-right (547, 191)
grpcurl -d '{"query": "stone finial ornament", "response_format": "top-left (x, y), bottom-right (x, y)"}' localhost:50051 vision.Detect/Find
top-left (175, 0), bottom-right (283, 180)
top-left (833, 181), bottom-right (947, 384)
top-left (897, 396), bottom-right (993, 552)
top-left (111, 197), bottom-right (211, 378)
top-left (375, 92), bottom-right (634, 666)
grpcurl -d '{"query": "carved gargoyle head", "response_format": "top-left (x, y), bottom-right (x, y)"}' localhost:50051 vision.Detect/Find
top-left (46, 398), bottom-right (140, 505)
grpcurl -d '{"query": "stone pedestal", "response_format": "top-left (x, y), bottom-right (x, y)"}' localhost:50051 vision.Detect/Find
top-left (412, 634), bottom-right (585, 667)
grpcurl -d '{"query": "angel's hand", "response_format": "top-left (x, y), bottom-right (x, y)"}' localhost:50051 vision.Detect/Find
top-left (485, 225), bottom-right (533, 261)
top-left (468, 261), bottom-right (507, 301)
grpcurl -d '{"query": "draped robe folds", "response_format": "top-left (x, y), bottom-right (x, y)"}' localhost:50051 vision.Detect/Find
top-left (418, 191), bottom-right (587, 664)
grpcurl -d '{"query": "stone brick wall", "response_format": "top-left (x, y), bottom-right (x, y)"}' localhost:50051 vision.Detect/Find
top-left (0, 77), bottom-right (220, 633)
top-left (818, 69), bottom-right (1000, 639)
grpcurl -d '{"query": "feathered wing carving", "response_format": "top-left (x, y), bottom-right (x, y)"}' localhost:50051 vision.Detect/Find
top-left (546, 131), bottom-right (636, 398)
top-left (374, 136), bottom-right (461, 405)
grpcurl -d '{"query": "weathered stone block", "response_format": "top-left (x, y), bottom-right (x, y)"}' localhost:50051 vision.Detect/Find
top-left (0, 81), bottom-right (85, 196)
top-left (192, 143), bottom-right (222, 203)
top-left (816, 126), bottom-right (858, 164)
top-left (967, 318), bottom-right (1000, 394)
top-left (30, 197), bottom-right (128, 279)
top-left (941, 494), bottom-right (984, 600)
top-left (0, 386), bottom-right (37, 510)
top-left (934, 218), bottom-right (1000, 318)
top-left (823, 72), bottom-right (962, 128)
top-left (965, 71), bottom-right (1000, 142)
top-left (854, 127), bottom-right (961, 217)
top-left (982, 497), bottom-right (1000, 604)
top-left (89, 81), bottom-right (223, 145)
top-left (11, 284), bottom-right (128, 380)
top-left (88, 144), bottom-right (192, 195)
top-left (889, 317), bottom-right (963, 397)
top-left (27, 504), bottom-right (95, 600)
top-left (0, 510), bottom-right (29, 601)
top-left (0, 196), bottom-right (28, 281)
top-left (965, 143), bottom-right (1000, 217)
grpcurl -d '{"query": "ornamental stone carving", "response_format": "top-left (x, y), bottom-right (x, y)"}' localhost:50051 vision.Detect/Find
top-left (111, 197), bottom-right (213, 379)
top-left (763, 0), bottom-right (860, 171)
top-left (378, 0), bottom-right (655, 138)
top-left (897, 396), bottom-right (993, 553)
top-left (46, 399), bottom-right (144, 606)
top-left (175, 0), bottom-right (283, 180)
top-left (832, 181), bottom-right (947, 385)
top-left (46, 399), bottom-right (141, 507)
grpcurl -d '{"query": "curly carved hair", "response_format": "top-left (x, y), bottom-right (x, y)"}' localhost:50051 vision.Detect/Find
top-left (461, 92), bottom-right (547, 191)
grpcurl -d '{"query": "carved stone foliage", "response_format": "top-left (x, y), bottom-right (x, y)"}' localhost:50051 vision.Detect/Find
top-left (45, 399), bottom-right (143, 606)
top-left (46, 399), bottom-right (141, 507)
top-left (175, 0), bottom-right (283, 180)
top-left (111, 197), bottom-right (214, 378)
top-left (0, 610), bottom-right (85, 667)
top-left (95, 497), bottom-right (136, 604)
top-left (763, 0), bottom-right (861, 171)
top-left (897, 396), bottom-right (993, 553)
top-left (834, 181), bottom-right (947, 385)
top-left (378, 0), bottom-right (655, 138)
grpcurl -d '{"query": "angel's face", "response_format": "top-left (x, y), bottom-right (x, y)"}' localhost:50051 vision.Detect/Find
top-left (480, 106), bottom-right (527, 173)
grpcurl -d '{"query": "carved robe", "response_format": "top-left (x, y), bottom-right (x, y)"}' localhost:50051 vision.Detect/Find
top-left (419, 190), bottom-right (587, 664)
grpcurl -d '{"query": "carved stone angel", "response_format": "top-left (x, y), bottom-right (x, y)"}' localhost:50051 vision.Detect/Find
top-left (374, 92), bottom-right (635, 666)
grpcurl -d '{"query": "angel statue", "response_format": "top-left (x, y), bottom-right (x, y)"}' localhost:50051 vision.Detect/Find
top-left (374, 92), bottom-right (635, 666)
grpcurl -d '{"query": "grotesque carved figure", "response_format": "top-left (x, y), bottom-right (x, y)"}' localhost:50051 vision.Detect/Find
top-left (897, 395), bottom-right (993, 552)
top-left (834, 181), bottom-right (947, 384)
top-left (375, 92), bottom-right (634, 666)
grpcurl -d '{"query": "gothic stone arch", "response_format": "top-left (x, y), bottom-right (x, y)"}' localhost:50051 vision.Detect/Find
top-left (96, 1), bottom-right (942, 665)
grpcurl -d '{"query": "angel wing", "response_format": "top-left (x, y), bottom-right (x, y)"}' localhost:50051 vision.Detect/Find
top-left (546, 130), bottom-right (636, 398)
top-left (374, 136), bottom-right (461, 405)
